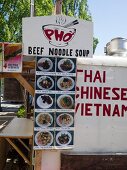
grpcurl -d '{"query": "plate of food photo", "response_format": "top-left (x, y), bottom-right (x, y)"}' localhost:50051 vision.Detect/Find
top-left (57, 76), bottom-right (75, 91)
top-left (37, 95), bottom-right (53, 109)
top-left (57, 113), bottom-right (73, 127)
top-left (56, 131), bottom-right (72, 146)
top-left (37, 76), bottom-right (54, 90)
top-left (36, 113), bottom-right (53, 127)
top-left (57, 94), bottom-right (74, 109)
top-left (37, 58), bottom-right (53, 72)
top-left (58, 59), bottom-right (74, 73)
top-left (35, 131), bottom-right (53, 146)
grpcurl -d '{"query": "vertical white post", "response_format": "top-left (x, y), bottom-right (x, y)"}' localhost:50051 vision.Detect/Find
top-left (41, 1), bottom-right (63, 169)
top-left (41, 151), bottom-right (61, 170)
top-left (30, 0), bottom-right (34, 17)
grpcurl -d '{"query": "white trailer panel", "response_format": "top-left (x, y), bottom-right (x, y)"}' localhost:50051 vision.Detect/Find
top-left (74, 56), bottom-right (127, 153)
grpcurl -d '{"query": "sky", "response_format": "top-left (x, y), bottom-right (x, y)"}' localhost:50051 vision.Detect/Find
top-left (87, 0), bottom-right (127, 55)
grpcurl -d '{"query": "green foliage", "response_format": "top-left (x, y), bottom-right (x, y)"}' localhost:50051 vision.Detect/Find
top-left (62, 0), bottom-right (92, 20)
top-left (93, 37), bottom-right (99, 54)
top-left (16, 105), bottom-right (26, 118)
top-left (0, 0), bottom-right (98, 51)
top-left (35, 0), bottom-right (53, 16)
top-left (0, 0), bottom-right (30, 42)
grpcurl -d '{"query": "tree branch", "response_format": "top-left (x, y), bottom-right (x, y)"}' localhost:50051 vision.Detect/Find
top-left (55, 0), bottom-right (63, 14)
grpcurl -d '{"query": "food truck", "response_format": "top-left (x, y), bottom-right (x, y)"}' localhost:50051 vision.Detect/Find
top-left (39, 54), bottom-right (127, 169)
top-left (22, 14), bottom-right (127, 169)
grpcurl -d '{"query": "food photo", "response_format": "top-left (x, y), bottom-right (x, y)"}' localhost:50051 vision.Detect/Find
top-left (35, 94), bottom-right (55, 109)
top-left (34, 130), bottom-right (54, 147)
top-left (36, 75), bottom-right (55, 90)
top-left (35, 112), bottom-right (54, 128)
top-left (56, 94), bottom-right (75, 109)
top-left (56, 76), bottom-right (75, 91)
top-left (36, 56), bottom-right (55, 72)
top-left (56, 112), bottom-right (74, 127)
top-left (56, 57), bottom-right (76, 73)
top-left (55, 130), bottom-right (74, 146)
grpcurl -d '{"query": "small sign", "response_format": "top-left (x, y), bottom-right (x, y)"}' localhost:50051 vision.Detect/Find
top-left (3, 43), bottom-right (22, 72)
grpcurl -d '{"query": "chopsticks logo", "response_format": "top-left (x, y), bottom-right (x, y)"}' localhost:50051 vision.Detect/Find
top-left (42, 16), bottom-right (79, 47)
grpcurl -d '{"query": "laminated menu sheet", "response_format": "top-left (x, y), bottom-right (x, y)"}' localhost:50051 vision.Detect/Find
top-left (34, 56), bottom-right (77, 150)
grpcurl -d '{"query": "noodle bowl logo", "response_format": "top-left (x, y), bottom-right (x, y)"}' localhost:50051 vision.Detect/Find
top-left (42, 16), bottom-right (79, 47)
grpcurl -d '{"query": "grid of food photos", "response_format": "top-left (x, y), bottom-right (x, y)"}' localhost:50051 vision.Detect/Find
top-left (34, 56), bottom-right (77, 149)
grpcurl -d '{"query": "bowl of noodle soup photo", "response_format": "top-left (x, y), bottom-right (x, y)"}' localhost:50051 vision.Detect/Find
top-left (57, 94), bottom-right (74, 109)
top-left (58, 58), bottom-right (74, 73)
top-left (56, 131), bottom-right (72, 146)
top-left (35, 131), bottom-right (53, 146)
top-left (37, 58), bottom-right (53, 72)
top-left (57, 76), bottom-right (75, 91)
top-left (56, 113), bottom-right (73, 127)
top-left (36, 113), bottom-right (53, 127)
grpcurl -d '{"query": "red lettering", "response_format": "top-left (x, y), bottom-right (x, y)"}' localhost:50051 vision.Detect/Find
top-left (103, 87), bottom-right (111, 99)
top-left (76, 69), bottom-right (83, 78)
top-left (112, 88), bottom-right (120, 100)
top-left (121, 105), bottom-right (127, 117)
top-left (94, 103), bottom-right (102, 116)
top-left (55, 30), bottom-right (64, 41)
top-left (121, 88), bottom-right (127, 100)
top-left (112, 105), bottom-right (120, 117)
top-left (81, 86), bottom-right (89, 99)
top-left (81, 103), bottom-right (84, 116)
top-left (103, 104), bottom-right (111, 116)
top-left (84, 70), bottom-right (106, 83)
top-left (44, 29), bottom-right (54, 40)
top-left (75, 103), bottom-right (80, 113)
top-left (85, 103), bottom-right (92, 116)
top-left (94, 87), bottom-right (102, 99)
top-left (63, 32), bottom-right (74, 42)
top-left (84, 70), bottom-right (92, 82)
top-left (76, 86), bottom-right (80, 99)
top-left (103, 71), bottom-right (106, 83)
top-left (89, 86), bottom-right (93, 99)
top-left (93, 71), bottom-right (102, 83)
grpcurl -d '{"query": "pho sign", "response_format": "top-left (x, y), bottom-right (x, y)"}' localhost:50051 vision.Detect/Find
top-left (22, 15), bottom-right (93, 57)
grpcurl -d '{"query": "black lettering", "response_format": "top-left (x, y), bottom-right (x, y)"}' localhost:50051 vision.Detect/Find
top-left (33, 47), bottom-right (36, 54)
top-left (28, 47), bottom-right (32, 54)
top-left (75, 49), bottom-right (78, 57)
top-left (70, 49), bottom-right (73, 56)
top-left (86, 50), bottom-right (89, 56)
top-left (49, 48), bottom-right (54, 55)
top-left (40, 47), bottom-right (44, 55)
top-left (79, 50), bottom-right (82, 56)
top-left (48, 48), bottom-right (73, 56)
top-left (55, 48), bottom-right (58, 55)
top-left (75, 49), bottom-right (90, 57)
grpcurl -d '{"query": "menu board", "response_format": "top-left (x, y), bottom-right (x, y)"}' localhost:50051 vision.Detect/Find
top-left (34, 56), bottom-right (77, 150)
